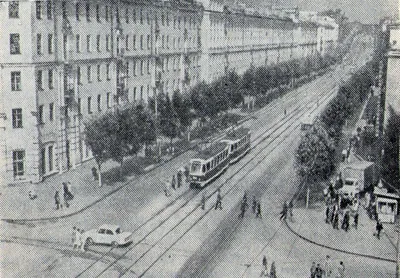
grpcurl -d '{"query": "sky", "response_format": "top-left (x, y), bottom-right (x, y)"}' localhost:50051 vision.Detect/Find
top-left (243, 0), bottom-right (399, 24)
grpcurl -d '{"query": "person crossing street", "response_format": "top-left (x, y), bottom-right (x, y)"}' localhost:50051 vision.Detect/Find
top-left (201, 194), bottom-right (206, 210)
top-left (239, 196), bottom-right (248, 218)
top-left (171, 175), bottom-right (176, 190)
top-left (256, 202), bottom-right (262, 218)
top-left (280, 201), bottom-right (288, 220)
top-left (215, 189), bottom-right (222, 210)
top-left (252, 196), bottom-right (257, 213)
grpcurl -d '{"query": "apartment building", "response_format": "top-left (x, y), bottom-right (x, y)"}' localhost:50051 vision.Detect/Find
top-left (0, 0), bottom-right (338, 185)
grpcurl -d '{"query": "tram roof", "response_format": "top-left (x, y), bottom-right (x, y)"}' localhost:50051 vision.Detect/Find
top-left (224, 127), bottom-right (250, 141)
top-left (194, 142), bottom-right (228, 160)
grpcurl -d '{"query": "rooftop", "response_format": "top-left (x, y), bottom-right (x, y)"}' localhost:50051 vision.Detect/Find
top-left (193, 142), bottom-right (228, 160)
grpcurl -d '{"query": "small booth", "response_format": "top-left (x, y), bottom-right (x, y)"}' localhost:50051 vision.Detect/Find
top-left (301, 114), bottom-right (314, 130)
top-left (374, 184), bottom-right (400, 223)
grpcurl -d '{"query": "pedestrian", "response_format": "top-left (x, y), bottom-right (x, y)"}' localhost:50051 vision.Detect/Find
top-left (177, 170), bottom-right (182, 188)
top-left (325, 206), bottom-right (330, 223)
top-left (256, 202), bottom-right (262, 218)
top-left (54, 191), bottom-right (61, 210)
top-left (201, 194), bottom-right (206, 210)
top-left (164, 180), bottom-right (171, 196)
top-left (67, 181), bottom-right (74, 200)
top-left (336, 261), bottom-right (345, 278)
top-left (332, 211), bottom-right (339, 230)
top-left (252, 196), bottom-right (257, 213)
top-left (353, 212), bottom-right (359, 229)
top-left (91, 167), bottom-right (98, 181)
top-left (284, 108), bottom-right (287, 116)
top-left (239, 199), bottom-right (248, 218)
top-left (375, 219), bottom-right (383, 239)
top-left (310, 261), bottom-right (316, 278)
top-left (184, 166), bottom-right (190, 182)
top-left (341, 149), bottom-right (347, 162)
top-left (280, 201), bottom-right (288, 220)
top-left (243, 192), bottom-right (248, 204)
top-left (75, 228), bottom-right (82, 250)
top-left (269, 261), bottom-right (276, 278)
top-left (262, 255), bottom-right (267, 269)
top-left (171, 175), bottom-right (176, 190)
top-left (324, 255), bottom-right (332, 277)
top-left (288, 200), bottom-right (293, 221)
top-left (62, 189), bottom-right (69, 208)
top-left (330, 205), bottom-right (336, 223)
top-left (215, 189), bottom-right (222, 210)
top-left (80, 229), bottom-right (86, 252)
top-left (72, 226), bottom-right (77, 249)
top-left (342, 211), bottom-right (349, 232)
top-left (315, 263), bottom-right (323, 278)
top-left (261, 255), bottom-right (268, 277)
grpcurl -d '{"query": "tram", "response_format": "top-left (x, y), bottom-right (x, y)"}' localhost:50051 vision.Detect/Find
top-left (188, 127), bottom-right (251, 188)
top-left (189, 142), bottom-right (230, 188)
top-left (221, 127), bottom-right (251, 164)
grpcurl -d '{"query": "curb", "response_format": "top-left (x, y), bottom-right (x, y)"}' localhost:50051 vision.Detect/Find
top-left (283, 218), bottom-right (396, 264)
top-left (1, 115), bottom-right (253, 223)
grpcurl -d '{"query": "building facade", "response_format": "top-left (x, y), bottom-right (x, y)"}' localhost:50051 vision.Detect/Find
top-left (0, 0), bottom-right (338, 185)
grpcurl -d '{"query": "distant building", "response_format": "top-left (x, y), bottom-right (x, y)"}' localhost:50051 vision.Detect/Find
top-left (0, 0), bottom-right (338, 185)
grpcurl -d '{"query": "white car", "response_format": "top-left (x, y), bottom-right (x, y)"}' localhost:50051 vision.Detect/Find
top-left (83, 224), bottom-right (133, 247)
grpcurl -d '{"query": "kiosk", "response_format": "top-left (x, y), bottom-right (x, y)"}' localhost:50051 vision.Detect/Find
top-left (374, 184), bottom-right (400, 223)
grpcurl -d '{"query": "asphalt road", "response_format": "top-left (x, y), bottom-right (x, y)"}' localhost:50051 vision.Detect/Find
top-left (0, 34), bottom-right (379, 278)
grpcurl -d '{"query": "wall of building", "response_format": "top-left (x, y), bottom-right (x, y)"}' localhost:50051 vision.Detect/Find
top-left (385, 24), bottom-right (400, 124)
top-left (0, 0), bottom-right (338, 185)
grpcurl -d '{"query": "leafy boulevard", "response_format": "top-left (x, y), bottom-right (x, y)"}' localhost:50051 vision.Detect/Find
top-left (84, 43), bottom-right (350, 186)
top-left (294, 31), bottom-right (392, 205)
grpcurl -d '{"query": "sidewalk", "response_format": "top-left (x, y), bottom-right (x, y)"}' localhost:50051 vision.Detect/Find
top-left (286, 201), bottom-right (396, 264)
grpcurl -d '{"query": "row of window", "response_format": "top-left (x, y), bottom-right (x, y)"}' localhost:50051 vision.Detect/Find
top-left (204, 150), bottom-right (229, 173)
top-left (11, 58), bottom-right (195, 93)
top-left (9, 1), bottom-right (198, 29)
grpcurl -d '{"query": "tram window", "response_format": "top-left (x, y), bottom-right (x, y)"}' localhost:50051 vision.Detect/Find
top-left (202, 165), bottom-right (205, 173)
top-left (191, 161), bottom-right (202, 173)
top-left (206, 162), bottom-right (210, 171)
top-left (231, 145), bottom-right (234, 151)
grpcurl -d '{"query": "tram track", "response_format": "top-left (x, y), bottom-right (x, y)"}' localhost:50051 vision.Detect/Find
top-left (78, 72), bottom-right (339, 278)
top-left (68, 62), bottom-right (344, 277)
top-left (1, 63), bottom-right (351, 278)
top-left (1, 58), bottom-right (354, 278)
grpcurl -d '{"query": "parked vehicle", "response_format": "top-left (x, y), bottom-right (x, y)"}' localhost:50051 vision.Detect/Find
top-left (341, 161), bottom-right (376, 192)
top-left (84, 224), bottom-right (132, 247)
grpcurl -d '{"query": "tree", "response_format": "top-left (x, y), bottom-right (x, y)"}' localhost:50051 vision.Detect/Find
top-left (84, 115), bottom-right (112, 186)
top-left (295, 122), bottom-right (335, 208)
top-left (190, 81), bottom-right (210, 122)
top-left (107, 109), bottom-right (131, 178)
top-left (381, 107), bottom-right (400, 189)
top-left (135, 104), bottom-right (156, 152)
top-left (172, 90), bottom-right (192, 132)
top-left (159, 93), bottom-right (180, 146)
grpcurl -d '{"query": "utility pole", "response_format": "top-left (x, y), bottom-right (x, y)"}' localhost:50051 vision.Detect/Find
top-left (395, 217), bottom-right (400, 278)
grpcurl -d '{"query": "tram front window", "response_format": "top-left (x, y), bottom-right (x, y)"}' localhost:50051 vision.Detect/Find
top-left (191, 161), bottom-right (202, 174)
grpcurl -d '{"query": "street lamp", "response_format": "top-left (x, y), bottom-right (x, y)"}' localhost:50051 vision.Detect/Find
top-left (395, 217), bottom-right (400, 278)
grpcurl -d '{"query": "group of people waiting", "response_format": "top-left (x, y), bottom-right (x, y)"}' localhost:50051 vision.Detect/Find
top-left (325, 203), bottom-right (358, 232)
top-left (164, 167), bottom-right (190, 196)
top-left (310, 256), bottom-right (345, 278)
top-left (54, 181), bottom-right (74, 209)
